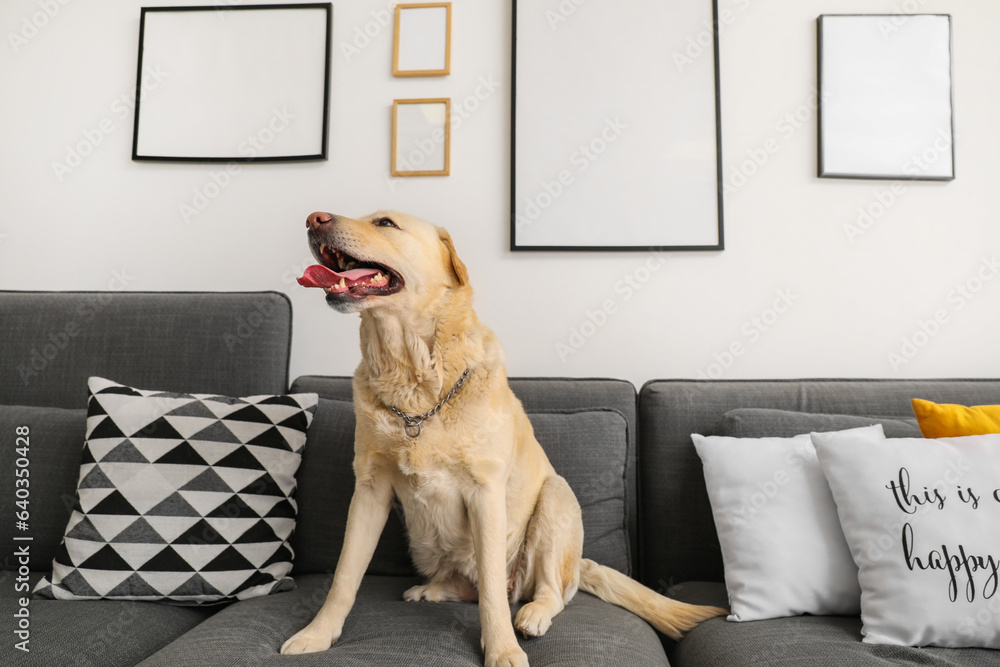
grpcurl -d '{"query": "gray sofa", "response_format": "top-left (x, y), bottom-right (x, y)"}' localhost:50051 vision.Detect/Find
top-left (2, 291), bottom-right (998, 666)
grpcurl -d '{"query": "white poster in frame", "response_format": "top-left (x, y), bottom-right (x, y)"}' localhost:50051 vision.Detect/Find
top-left (394, 3), bottom-right (451, 77)
top-left (818, 14), bottom-right (955, 181)
top-left (511, 0), bottom-right (723, 251)
top-left (132, 3), bottom-right (332, 163)
top-left (392, 99), bottom-right (450, 176)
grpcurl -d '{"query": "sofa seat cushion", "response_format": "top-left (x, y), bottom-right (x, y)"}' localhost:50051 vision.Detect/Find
top-left (2, 572), bottom-right (214, 666)
top-left (667, 582), bottom-right (1000, 666)
top-left (136, 574), bottom-right (668, 666)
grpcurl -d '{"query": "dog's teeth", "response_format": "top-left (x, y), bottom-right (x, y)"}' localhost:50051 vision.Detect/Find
top-left (338, 278), bottom-right (346, 289)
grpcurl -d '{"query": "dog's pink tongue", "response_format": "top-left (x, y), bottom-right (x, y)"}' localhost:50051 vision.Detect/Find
top-left (297, 265), bottom-right (380, 288)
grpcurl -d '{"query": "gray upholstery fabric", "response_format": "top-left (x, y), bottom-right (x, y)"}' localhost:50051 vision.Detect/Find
top-left (290, 376), bottom-right (354, 402)
top-left (667, 581), bottom-right (1000, 667)
top-left (136, 574), bottom-right (669, 667)
top-left (0, 405), bottom-right (85, 572)
top-left (290, 399), bottom-right (415, 577)
top-left (291, 401), bottom-right (631, 576)
top-left (638, 379), bottom-right (1000, 589)
top-left (290, 376), bottom-right (640, 574)
top-left (0, 291), bottom-right (292, 408)
top-left (526, 410), bottom-right (629, 573)
top-left (0, 572), bottom-right (215, 666)
top-left (714, 408), bottom-right (923, 439)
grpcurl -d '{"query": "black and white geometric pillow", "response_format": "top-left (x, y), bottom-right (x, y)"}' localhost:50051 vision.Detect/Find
top-left (34, 377), bottom-right (318, 604)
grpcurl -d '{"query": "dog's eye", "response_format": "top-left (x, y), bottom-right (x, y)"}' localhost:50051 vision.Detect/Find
top-left (374, 217), bottom-right (398, 229)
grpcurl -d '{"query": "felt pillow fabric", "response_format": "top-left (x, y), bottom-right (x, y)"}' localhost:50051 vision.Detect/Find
top-left (911, 398), bottom-right (1000, 438)
top-left (34, 377), bottom-right (318, 604)
top-left (812, 430), bottom-right (1000, 648)
top-left (691, 425), bottom-right (884, 622)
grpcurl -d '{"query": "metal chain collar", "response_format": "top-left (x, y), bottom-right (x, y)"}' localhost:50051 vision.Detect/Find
top-left (387, 368), bottom-right (471, 438)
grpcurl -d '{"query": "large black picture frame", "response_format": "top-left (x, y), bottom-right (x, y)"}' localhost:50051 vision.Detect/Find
top-left (510, 0), bottom-right (724, 252)
top-left (132, 3), bottom-right (332, 163)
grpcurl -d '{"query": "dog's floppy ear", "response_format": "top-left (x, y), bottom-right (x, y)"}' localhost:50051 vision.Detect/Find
top-left (438, 227), bottom-right (469, 287)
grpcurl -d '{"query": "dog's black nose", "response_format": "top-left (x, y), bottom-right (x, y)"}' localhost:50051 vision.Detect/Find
top-left (306, 212), bottom-right (335, 230)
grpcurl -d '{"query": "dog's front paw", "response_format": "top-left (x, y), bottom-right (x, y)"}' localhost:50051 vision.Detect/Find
top-left (485, 644), bottom-right (529, 667)
top-left (514, 602), bottom-right (552, 637)
top-left (280, 627), bottom-right (337, 655)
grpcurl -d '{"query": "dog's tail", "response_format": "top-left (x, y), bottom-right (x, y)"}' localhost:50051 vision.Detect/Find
top-left (577, 558), bottom-right (726, 640)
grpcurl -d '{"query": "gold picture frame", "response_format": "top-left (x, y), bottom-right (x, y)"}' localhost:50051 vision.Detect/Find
top-left (393, 2), bottom-right (451, 77)
top-left (391, 98), bottom-right (451, 176)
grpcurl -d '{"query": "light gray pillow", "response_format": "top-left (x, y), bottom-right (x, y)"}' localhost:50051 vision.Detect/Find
top-left (693, 425), bottom-right (885, 621)
top-left (814, 430), bottom-right (1000, 647)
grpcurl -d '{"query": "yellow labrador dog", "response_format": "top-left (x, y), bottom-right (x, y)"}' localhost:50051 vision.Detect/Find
top-left (282, 211), bottom-right (725, 666)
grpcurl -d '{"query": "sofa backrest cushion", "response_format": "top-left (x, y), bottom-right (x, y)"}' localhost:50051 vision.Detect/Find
top-left (1, 291), bottom-right (292, 408)
top-left (638, 379), bottom-right (1000, 589)
top-left (0, 405), bottom-right (86, 572)
top-left (289, 398), bottom-right (631, 576)
top-left (291, 375), bottom-right (640, 573)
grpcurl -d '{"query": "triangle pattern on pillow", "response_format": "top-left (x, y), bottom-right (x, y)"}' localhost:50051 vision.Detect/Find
top-left (33, 378), bottom-right (317, 604)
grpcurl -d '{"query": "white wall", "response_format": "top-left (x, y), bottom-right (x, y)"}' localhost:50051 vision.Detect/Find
top-left (2, 0), bottom-right (998, 389)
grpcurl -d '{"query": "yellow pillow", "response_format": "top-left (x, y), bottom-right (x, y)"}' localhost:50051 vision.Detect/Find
top-left (911, 398), bottom-right (1000, 438)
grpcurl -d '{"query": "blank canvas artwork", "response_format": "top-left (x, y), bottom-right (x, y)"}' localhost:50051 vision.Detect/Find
top-left (818, 15), bottom-right (954, 180)
top-left (392, 99), bottom-right (450, 176)
top-left (511, 0), bottom-right (723, 251)
top-left (133, 4), bottom-right (331, 162)
top-left (394, 4), bottom-right (451, 76)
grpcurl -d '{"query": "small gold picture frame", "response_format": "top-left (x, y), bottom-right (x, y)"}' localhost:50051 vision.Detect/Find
top-left (393, 3), bottom-right (451, 77)
top-left (391, 98), bottom-right (450, 176)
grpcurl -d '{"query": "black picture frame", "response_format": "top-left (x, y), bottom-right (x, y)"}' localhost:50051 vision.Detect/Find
top-left (132, 3), bottom-right (332, 163)
top-left (817, 14), bottom-right (955, 181)
top-left (510, 0), bottom-right (724, 252)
